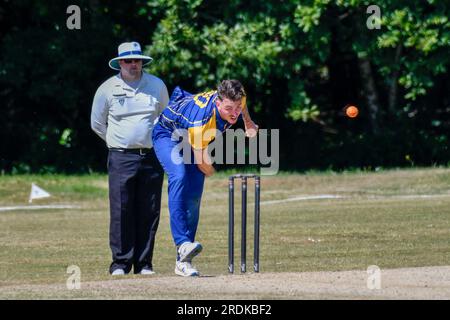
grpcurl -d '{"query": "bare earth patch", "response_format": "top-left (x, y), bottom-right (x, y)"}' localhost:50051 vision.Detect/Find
top-left (1, 266), bottom-right (449, 299)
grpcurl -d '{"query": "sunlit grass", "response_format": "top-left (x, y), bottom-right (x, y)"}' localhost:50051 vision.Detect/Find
top-left (0, 168), bottom-right (449, 296)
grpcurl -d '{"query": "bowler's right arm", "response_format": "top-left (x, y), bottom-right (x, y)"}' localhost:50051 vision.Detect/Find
top-left (193, 147), bottom-right (215, 177)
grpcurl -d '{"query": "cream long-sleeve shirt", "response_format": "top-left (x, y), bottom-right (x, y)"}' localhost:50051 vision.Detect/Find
top-left (91, 72), bottom-right (169, 149)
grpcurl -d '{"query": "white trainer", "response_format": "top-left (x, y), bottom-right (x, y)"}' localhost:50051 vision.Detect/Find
top-left (111, 269), bottom-right (125, 276)
top-left (177, 241), bottom-right (203, 262)
top-left (175, 261), bottom-right (200, 277)
top-left (139, 268), bottom-right (155, 275)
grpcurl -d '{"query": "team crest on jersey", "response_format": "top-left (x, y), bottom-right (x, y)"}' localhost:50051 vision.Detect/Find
top-left (119, 98), bottom-right (125, 105)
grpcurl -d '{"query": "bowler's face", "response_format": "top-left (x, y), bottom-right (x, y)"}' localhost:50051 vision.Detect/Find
top-left (216, 97), bottom-right (242, 124)
top-left (119, 59), bottom-right (143, 77)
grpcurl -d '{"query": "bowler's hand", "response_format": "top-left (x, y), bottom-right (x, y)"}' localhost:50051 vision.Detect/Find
top-left (203, 166), bottom-right (216, 177)
top-left (245, 120), bottom-right (259, 138)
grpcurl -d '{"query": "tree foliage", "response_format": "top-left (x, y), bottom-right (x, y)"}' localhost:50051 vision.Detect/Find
top-left (0, 0), bottom-right (449, 173)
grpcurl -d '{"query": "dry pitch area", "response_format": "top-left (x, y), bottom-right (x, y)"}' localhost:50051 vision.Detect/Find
top-left (0, 168), bottom-right (449, 299)
top-left (1, 266), bottom-right (449, 299)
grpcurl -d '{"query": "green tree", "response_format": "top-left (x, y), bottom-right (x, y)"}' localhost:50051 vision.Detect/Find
top-left (1, 0), bottom-right (449, 173)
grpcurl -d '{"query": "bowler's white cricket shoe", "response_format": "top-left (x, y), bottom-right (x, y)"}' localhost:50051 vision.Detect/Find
top-left (175, 261), bottom-right (200, 277)
top-left (177, 241), bottom-right (203, 262)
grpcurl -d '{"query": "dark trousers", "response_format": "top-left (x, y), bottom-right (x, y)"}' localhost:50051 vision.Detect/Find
top-left (107, 148), bottom-right (164, 274)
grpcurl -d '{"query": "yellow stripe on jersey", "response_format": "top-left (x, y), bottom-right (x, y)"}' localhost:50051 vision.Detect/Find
top-left (241, 96), bottom-right (247, 110)
top-left (188, 108), bottom-right (217, 149)
top-left (193, 91), bottom-right (216, 109)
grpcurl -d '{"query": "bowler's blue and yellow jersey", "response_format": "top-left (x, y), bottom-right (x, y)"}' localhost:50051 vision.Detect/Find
top-left (157, 86), bottom-right (246, 149)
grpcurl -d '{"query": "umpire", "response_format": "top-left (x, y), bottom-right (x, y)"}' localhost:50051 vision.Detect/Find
top-left (91, 41), bottom-right (169, 275)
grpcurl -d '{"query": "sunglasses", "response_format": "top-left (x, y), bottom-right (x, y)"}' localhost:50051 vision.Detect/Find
top-left (122, 59), bottom-right (142, 64)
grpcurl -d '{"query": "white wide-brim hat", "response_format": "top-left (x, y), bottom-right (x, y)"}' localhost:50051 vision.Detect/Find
top-left (109, 41), bottom-right (153, 70)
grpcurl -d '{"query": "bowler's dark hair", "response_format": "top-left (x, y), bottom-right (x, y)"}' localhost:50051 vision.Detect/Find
top-left (217, 80), bottom-right (246, 101)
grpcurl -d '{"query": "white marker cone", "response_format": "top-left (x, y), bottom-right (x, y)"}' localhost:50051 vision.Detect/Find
top-left (29, 183), bottom-right (51, 203)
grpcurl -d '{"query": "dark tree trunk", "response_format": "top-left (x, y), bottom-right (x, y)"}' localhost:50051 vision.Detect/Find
top-left (358, 57), bottom-right (381, 135)
top-left (388, 44), bottom-right (403, 114)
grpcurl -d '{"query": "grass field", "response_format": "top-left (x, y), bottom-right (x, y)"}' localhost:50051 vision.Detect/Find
top-left (0, 168), bottom-right (449, 299)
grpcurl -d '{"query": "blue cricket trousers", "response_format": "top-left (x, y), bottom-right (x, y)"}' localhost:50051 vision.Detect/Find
top-left (152, 124), bottom-right (205, 246)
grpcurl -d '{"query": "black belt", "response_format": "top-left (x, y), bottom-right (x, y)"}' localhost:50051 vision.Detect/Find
top-left (109, 148), bottom-right (153, 155)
